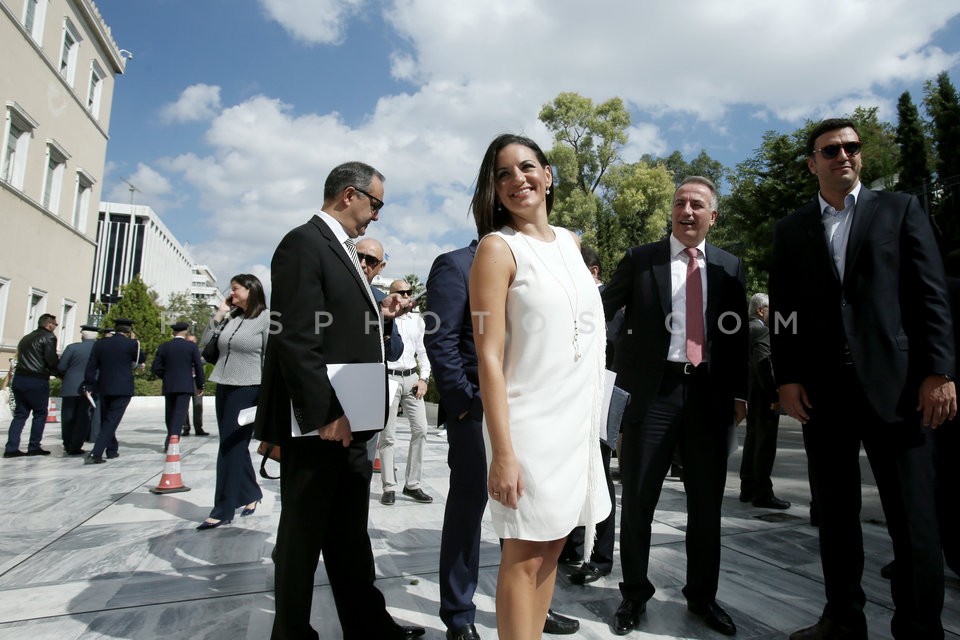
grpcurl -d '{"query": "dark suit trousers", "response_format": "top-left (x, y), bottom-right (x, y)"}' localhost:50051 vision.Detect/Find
top-left (4, 375), bottom-right (49, 453)
top-left (936, 422), bottom-right (959, 576)
top-left (739, 403), bottom-right (780, 498)
top-left (562, 443), bottom-right (616, 571)
top-left (183, 394), bottom-right (203, 430)
top-left (802, 365), bottom-right (943, 639)
top-left (61, 396), bottom-right (92, 452)
top-left (164, 393), bottom-right (192, 446)
top-left (209, 385), bottom-right (262, 520)
top-left (91, 395), bottom-right (130, 458)
top-left (272, 437), bottom-right (400, 640)
top-left (619, 369), bottom-right (727, 605)
top-left (438, 404), bottom-right (488, 630)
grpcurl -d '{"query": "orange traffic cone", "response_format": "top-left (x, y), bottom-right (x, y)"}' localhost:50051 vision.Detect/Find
top-left (372, 455), bottom-right (382, 473)
top-left (46, 397), bottom-right (59, 423)
top-left (150, 434), bottom-right (191, 494)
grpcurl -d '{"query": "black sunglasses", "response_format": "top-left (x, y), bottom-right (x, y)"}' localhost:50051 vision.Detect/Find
top-left (394, 289), bottom-right (413, 296)
top-left (356, 252), bottom-right (382, 268)
top-left (351, 185), bottom-right (385, 212)
top-left (813, 141), bottom-right (862, 159)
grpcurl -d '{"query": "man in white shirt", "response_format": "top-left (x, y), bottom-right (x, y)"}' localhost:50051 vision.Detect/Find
top-left (379, 279), bottom-right (433, 505)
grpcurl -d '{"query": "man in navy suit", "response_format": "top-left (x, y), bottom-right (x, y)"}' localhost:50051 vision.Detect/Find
top-left (151, 321), bottom-right (205, 451)
top-left (425, 241), bottom-right (579, 640)
top-left (254, 162), bottom-right (422, 640)
top-left (603, 176), bottom-right (747, 637)
top-left (58, 325), bottom-right (99, 455)
top-left (83, 319), bottom-right (142, 464)
top-left (771, 118), bottom-right (955, 640)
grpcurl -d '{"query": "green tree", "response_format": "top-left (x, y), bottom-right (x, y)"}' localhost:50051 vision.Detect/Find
top-left (163, 291), bottom-right (214, 336)
top-left (102, 274), bottom-right (163, 361)
top-left (643, 149), bottom-right (725, 187)
top-left (895, 90), bottom-right (932, 193)
top-left (852, 106), bottom-right (899, 190)
top-left (600, 161), bottom-right (675, 274)
top-left (924, 71), bottom-right (960, 256)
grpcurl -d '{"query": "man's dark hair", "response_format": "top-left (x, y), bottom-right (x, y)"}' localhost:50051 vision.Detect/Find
top-left (581, 245), bottom-right (601, 277)
top-left (323, 162), bottom-right (385, 201)
top-left (471, 133), bottom-right (554, 237)
top-left (806, 118), bottom-right (859, 156)
top-left (37, 313), bottom-right (57, 329)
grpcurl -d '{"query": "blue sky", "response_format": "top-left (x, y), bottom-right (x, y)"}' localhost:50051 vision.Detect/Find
top-left (93, 0), bottom-right (960, 291)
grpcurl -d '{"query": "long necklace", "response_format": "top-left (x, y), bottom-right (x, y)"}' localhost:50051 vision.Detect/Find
top-left (514, 227), bottom-right (582, 361)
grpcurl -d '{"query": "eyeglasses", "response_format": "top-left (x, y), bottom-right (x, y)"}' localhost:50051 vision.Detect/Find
top-left (394, 289), bottom-right (413, 296)
top-left (351, 186), bottom-right (385, 212)
top-left (356, 252), bottom-right (382, 268)
top-left (813, 141), bottom-right (862, 159)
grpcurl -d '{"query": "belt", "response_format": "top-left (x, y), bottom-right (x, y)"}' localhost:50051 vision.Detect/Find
top-left (388, 368), bottom-right (417, 377)
top-left (664, 361), bottom-right (707, 375)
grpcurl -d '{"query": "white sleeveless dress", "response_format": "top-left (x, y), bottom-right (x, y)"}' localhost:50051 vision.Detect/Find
top-left (481, 225), bottom-right (611, 547)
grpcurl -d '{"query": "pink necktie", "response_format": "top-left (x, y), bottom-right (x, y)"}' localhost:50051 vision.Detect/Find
top-left (685, 247), bottom-right (704, 366)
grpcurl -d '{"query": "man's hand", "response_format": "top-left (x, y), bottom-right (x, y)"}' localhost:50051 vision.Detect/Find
top-left (381, 293), bottom-right (414, 319)
top-left (917, 375), bottom-right (957, 428)
top-left (318, 414), bottom-right (352, 447)
top-left (734, 400), bottom-right (747, 426)
top-left (779, 383), bottom-right (812, 424)
top-left (413, 379), bottom-right (428, 399)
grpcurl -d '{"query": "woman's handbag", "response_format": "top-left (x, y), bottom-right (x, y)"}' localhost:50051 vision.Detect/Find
top-left (201, 322), bottom-right (225, 364)
top-left (257, 441), bottom-right (280, 479)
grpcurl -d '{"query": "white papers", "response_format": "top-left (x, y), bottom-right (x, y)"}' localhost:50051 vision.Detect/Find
top-left (291, 362), bottom-right (389, 436)
top-left (238, 406), bottom-right (257, 426)
top-left (84, 389), bottom-right (96, 409)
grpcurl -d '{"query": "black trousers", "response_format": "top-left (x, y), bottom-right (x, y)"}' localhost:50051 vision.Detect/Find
top-left (183, 393), bottom-right (203, 430)
top-left (4, 375), bottom-right (49, 453)
top-left (163, 393), bottom-right (192, 447)
top-left (739, 399), bottom-right (780, 499)
top-left (209, 385), bottom-right (262, 520)
top-left (802, 365), bottom-right (943, 639)
top-left (90, 395), bottom-right (130, 458)
top-left (619, 368), bottom-right (728, 605)
top-left (61, 396), bottom-right (92, 452)
top-left (438, 401), bottom-right (488, 631)
top-left (272, 437), bottom-right (403, 640)
top-left (561, 443), bottom-right (616, 571)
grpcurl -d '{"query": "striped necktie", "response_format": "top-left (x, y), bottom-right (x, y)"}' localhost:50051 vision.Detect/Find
top-left (344, 238), bottom-right (384, 359)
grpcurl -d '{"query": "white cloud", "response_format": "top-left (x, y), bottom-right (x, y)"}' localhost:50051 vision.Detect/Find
top-left (257, 0), bottom-right (366, 45)
top-left (104, 163), bottom-right (174, 207)
top-left (159, 84), bottom-right (222, 124)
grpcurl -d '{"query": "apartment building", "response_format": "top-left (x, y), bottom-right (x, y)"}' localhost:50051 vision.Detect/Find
top-left (0, 0), bottom-right (125, 366)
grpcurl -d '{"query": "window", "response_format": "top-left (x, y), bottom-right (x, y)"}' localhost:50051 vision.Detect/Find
top-left (42, 141), bottom-right (69, 214)
top-left (59, 19), bottom-right (81, 86)
top-left (2, 103), bottom-right (38, 190)
top-left (87, 61), bottom-right (105, 117)
top-left (23, 0), bottom-right (46, 43)
top-left (60, 300), bottom-right (76, 347)
top-left (25, 289), bottom-right (47, 334)
top-left (72, 169), bottom-right (95, 230)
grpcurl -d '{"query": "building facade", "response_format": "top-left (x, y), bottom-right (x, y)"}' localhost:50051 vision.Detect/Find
top-left (91, 202), bottom-right (195, 314)
top-left (191, 265), bottom-right (225, 310)
top-left (0, 0), bottom-right (124, 367)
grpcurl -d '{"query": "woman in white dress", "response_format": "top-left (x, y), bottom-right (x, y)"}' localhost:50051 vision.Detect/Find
top-left (469, 134), bottom-right (610, 639)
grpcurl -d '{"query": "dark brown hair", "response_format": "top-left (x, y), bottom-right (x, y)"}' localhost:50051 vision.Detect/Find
top-left (805, 118), bottom-right (859, 156)
top-left (231, 273), bottom-right (267, 319)
top-left (470, 134), bottom-right (553, 237)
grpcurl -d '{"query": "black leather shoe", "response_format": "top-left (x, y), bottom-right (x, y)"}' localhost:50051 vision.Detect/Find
top-left (84, 454), bottom-right (105, 464)
top-left (106, 452), bottom-right (119, 459)
top-left (397, 625), bottom-right (425, 638)
top-left (181, 429), bottom-right (191, 436)
top-left (3, 450), bottom-right (27, 458)
top-left (738, 490), bottom-right (753, 503)
top-left (381, 490), bottom-right (396, 505)
top-left (688, 600), bottom-right (736, 636)
top-left (241, 500), bottom-right (260, 516)
top-left (195, 428), bottom-right (210, 436)
top-left (789, 617), bottom-right (867, 640)
top-left (613, 599), bottom-right (645, 635)
top-left (446, 622), bottom-right (481, 640)
top-left (880, 560), bottom-right (894, 579)
top-left (26, 448), bottom-right (51, 456)
top-left (196, 518), bottom-right (231, 531)
top-left (568, 563), bottom-right (610, 585)
top-left (64, 448), bottom-right (86, 456)
top-left (557, 551), bottom-right (581, 565)
top-left (543, 609), bottom-right (578, 635)
top-left (402, 487), bottom-right (433, 503)
top-left (753, 495), bottom-right (791, 509)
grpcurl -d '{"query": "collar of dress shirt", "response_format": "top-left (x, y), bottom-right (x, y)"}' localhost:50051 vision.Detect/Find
top-left (669, 234), bottom-right (707, 260)
top-left (818, 180), bottom-right (862, 216)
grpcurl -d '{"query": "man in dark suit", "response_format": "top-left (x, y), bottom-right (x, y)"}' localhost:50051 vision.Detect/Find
top-left (254, 162), bottom-right (422, 640)
top-left (151, 322), bottom-right (205, 451)
top-left (58, 325), bottom-right (100, 455)
top-left (738, 293), bottom-right (789, 509)
top-left (425, 241), bottom-right (579, 640)
top-left (181, 333), bottom-right (209, 437)
top-left (83, 319), bottom-right (142, 464)
top-left (603, 176), bottom-right (747, 637)
top-left (770, 118), bottom-right (955, 640)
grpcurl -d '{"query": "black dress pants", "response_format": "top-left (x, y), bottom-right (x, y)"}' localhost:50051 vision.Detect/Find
top-left (561, 443), bottom-right (616, 571)
top-left (163, 393), bottom-right (191, 447)
top-left (619, 368), bottom-right (727, 605)
top-left (802, 365), bottom-right (943, 639)
top-left (61, 396), bottom-right (92, 452)
top-left (739, 400), bottom-right (780, 499)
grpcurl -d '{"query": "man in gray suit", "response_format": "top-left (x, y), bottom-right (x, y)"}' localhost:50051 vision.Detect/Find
top-left (57, 325), bottom-right (99, 455)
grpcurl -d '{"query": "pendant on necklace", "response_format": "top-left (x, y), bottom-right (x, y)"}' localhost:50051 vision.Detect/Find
top-left (573, 320), bottom-right (581, 361)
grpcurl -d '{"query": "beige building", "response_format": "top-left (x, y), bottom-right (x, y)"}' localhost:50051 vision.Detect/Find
top-left (0, 0), bottom-right (125, 370)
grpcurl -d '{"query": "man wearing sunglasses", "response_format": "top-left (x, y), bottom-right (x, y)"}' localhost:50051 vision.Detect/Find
top-left (770, 118), bottom-right (954, 640)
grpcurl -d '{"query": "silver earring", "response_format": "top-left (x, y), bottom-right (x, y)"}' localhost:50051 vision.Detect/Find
top-left (497, 203), bottom-right (503, 212)
top-left (546, 187), bottom-right (551, 195)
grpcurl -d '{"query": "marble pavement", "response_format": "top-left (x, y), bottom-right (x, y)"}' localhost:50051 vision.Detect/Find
top-left (0, 396), bottom-right (957, 639)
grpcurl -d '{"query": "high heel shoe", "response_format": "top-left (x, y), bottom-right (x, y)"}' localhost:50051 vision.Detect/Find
top-left (241, 501), bottom-right (261, 517)
top-left (196, 518), bottom-right (231, 530)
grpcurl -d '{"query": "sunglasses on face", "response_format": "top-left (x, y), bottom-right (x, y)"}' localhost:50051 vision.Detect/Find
top-left (351, 186), bottom-right (385, 212)
top-left (813, 141), bottom-right (862, 159)
top-left (356, 252), bottom-right (382, 268)
top-left (394, 289), bottom-right (413, 296)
